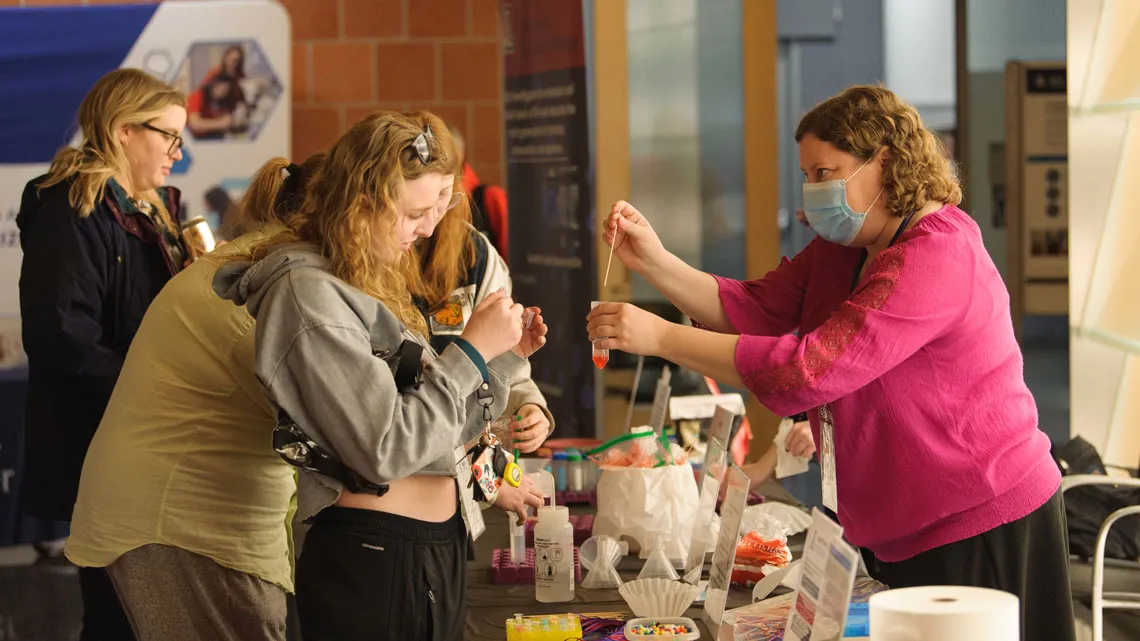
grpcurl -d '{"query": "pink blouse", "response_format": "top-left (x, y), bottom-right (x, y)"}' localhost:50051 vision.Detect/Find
top-left (711, 205), bottom-right (1059, 562)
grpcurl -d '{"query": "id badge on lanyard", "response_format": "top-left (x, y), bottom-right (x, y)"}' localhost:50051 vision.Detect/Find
top-left (818, 404), bottom-right (838, 512)
top-left (455, 445), bottom-right (486, 541)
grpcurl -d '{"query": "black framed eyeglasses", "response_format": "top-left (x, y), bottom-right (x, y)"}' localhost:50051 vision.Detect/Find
top-left (409, 124), bottom-right (434, 164)
top-left (141, 122), bottom-right (184, 156)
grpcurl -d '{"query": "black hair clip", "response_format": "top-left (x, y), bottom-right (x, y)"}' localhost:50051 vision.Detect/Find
top-left (409, 124), bottom-right (434, 164)
top-left (281, 162), bottom-right (302, 193)
top-left (277, 162), bottom-right (304, 211)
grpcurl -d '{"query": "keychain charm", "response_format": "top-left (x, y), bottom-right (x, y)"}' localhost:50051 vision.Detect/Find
top-left (502, 458), bottom-right (522, 488)
top-left (467, 382), bottom-right (517, 503)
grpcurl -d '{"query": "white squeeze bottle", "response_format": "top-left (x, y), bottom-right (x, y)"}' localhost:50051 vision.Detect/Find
top-left (534, 505), bottom-right (575, 602)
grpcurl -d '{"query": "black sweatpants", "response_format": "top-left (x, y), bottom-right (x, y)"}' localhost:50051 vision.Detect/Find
top-left (861, 489), bottom-right (1076, 641)
top-left (295, 507), bottom-right (468, 641)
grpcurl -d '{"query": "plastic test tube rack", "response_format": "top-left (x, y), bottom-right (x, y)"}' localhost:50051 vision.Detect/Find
top-left (505, 613), bottom-right (584, 641)
top-left (554, 489), bottom-right (597, 506)
top-left (523, 514), bottom-right (594, 547)
top-left (490, 547), bottom-right (582, 585)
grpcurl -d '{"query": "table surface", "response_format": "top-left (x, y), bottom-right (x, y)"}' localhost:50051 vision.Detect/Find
top-left (463, 480), bottom-right (806, 640)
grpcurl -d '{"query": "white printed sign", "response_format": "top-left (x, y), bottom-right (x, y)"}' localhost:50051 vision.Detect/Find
top-left (703, 464), bottom-right (750, 633)
top-left (684, 437), bottom-right (727, 584)
top-left (783, 509), bottom-right (859, 641)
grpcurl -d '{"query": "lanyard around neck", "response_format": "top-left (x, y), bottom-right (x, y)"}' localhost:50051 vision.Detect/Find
top-left (850, 212), bottom-right (917, 293)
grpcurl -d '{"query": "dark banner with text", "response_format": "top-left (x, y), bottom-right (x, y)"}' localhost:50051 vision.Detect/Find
top-left (502, 0), bottom-right (595, 438)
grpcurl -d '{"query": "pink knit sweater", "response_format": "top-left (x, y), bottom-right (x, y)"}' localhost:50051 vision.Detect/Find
top-left (712, 205), bottom-right (1059, 562)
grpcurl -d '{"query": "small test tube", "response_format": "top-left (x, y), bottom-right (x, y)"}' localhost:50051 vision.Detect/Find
top-left (509, 445), bottom-right (526, 564)
top-left (552, 451), bottom-right (569, 492)
top-left (567, 450), bottom-right (584, 492)
top-left (509, 514), bottom-right (526, 564)
top-left (590, 301), bottom-right (609, 369)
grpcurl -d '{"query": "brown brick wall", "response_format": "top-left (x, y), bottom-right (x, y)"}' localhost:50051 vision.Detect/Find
top-left (3, 0), bottom-right (507, 185)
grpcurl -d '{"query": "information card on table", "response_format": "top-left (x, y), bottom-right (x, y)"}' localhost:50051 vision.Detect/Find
top-left (684, 438), bottom-right (728, 584)
top-left (783, 508), bottom-right (859, 641)
top-left (707, 404), bottom-right (736, 452)
top-left (703, 464), bottom-right (750, 635)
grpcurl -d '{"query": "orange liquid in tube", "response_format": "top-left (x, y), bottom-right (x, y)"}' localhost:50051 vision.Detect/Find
top-left (590, 301), bottom-right (609, 369)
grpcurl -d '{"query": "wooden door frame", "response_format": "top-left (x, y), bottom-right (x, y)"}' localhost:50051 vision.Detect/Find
top-left (742, 0), bottom-right (782, 454)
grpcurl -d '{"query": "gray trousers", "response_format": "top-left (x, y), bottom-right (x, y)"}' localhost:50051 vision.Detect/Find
top-left (107, 544), bottom-right (288, 641)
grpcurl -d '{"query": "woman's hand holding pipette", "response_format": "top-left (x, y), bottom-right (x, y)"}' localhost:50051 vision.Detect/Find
top-left (605, 200), bottom-right (668, 275)
top-left (605, 201), bottom-right (731, 333)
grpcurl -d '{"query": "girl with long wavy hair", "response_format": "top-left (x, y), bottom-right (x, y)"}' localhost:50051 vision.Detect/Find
top-left (214, 111), bottom-right (545, 640)
top-left (17, 67), bottom-right (187, 641)
top-left (408, 182), bottom-right (554, 459)
top-left (589, 85), bottom-right (1074, 641)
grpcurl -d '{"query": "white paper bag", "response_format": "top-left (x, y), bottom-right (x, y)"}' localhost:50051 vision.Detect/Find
top-left (592, 464), bottom-right (701, 563)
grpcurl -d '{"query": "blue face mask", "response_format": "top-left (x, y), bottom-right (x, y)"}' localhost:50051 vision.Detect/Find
top-left (802, 156), bottom-right (884, 245)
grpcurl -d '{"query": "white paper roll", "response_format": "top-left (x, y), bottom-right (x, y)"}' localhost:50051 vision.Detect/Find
top-left (870, 586), bottom-right (1019, 641)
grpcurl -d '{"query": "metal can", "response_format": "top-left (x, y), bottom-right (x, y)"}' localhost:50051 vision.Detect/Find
top-left (181, 216), bottom-right (216, 261)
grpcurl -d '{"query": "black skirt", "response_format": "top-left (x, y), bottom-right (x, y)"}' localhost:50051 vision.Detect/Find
top-left (861, 488), bottom-right (1076, 641)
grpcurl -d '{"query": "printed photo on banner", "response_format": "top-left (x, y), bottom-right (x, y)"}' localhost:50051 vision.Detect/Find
top-left (188, 177), bottom-right (255, 241)
top-left (0, 317), bottom-right (23, 372)
top-left (173, 40), bottom-right (283, 142)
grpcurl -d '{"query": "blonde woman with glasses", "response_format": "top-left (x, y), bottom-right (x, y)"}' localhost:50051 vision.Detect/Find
top-left (16, 68), bottom-right (188, 641)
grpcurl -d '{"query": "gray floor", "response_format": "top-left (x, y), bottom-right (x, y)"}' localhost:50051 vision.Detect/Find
top-left (0, 551), bottom-right (82, 640)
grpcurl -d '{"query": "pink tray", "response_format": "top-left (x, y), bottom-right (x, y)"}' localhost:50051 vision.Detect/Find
top-left (555, 489), bottom-right (597, 506)
top-left (523, 514), bottom-right (593, 547)
top-left (489, 547), bottom-right (582, 584)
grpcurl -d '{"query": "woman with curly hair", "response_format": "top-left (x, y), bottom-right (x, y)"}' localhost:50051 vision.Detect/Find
top-left (587, 85), bottom-right (1073, 641)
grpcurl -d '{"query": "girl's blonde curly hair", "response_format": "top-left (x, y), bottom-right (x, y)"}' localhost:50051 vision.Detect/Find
top-left (249, 110), bottom-right (458, 335)
top-left (795, 85), bottom-right (962, 218)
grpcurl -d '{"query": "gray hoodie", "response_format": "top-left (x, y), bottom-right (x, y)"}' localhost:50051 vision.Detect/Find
top-left (213, 242), bottom-right (522, 528)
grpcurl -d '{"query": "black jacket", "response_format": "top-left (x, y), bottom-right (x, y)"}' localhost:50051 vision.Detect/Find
top-left (16, 176), bottom-right (183, 521)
